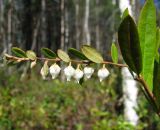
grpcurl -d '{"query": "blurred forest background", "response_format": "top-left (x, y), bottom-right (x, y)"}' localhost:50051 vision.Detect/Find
top-left (1, 0), bottom-right (160, 130)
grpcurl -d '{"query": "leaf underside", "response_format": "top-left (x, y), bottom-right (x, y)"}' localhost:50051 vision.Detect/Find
top-left (26, 50), bottom-right (37, 60)
top-left (57, 49), bottom-right (70, 63)
top-left (81, 45), bottom-right (103, 63)
top-left (138, 0), bottom-right (157, 91)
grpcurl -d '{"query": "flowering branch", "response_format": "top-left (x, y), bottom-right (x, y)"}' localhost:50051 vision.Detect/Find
top-left (5, 54), bottom-right (127, 67)
top-left (5, 43), bottom-right (160, 117)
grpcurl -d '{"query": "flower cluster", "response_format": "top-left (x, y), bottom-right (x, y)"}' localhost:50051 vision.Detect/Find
top-left (40, 62), bottom-right (110, 83)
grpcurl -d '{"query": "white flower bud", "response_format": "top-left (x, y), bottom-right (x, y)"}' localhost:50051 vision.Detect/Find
top-left (84, 67), bottom-right (94, 79)
top-left (40, 68), bottom-right (46, 80)
top-left (98, 66), bottom-right (110, 82)
top-left (30, 60), bottom-right (37, 69)
top-left (64, 65), bottom-right (75, 81)
top-left (49, 63), bottom-right (61, 79)
top-left (74, 68), bottom-right (84, 83)
top-left (40, 61), bottom-right (49, 80)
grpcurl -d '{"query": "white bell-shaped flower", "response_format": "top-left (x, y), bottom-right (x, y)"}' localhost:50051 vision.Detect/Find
top-left (74, 67), bottom-right (84, 83)
top-left (40, 61), bottom-right (49, 80)
top-left (84, 67), bottom-right (94, 79)
top-left (98, 65), bottom-right (110, 82)
top-left (30, 60), bottom-right (37, 69)
top-left (40, 67), bottom-right (46, 80)
top-left (64, 63), bottom-right (75, 81)
top-left (49, 63), bottom-right (61, 79)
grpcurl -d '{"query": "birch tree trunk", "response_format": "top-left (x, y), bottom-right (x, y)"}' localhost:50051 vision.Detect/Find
top-left (83, 0), bottom-right (90, 44)
top-left (120, 0), bottom-right (139, 126)
top-left (119, 0), bottom-right (132, 16)
top-left (122, 68), bottom-right (138, 125)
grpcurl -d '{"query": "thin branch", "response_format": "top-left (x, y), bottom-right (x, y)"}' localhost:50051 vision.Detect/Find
top-left (4, 54), bottom-right (128, 67)
top-left (135, 76), bottom-right (160, 117)
top-left (135, 76), bottom-right (155, 100)
top-left (37, 57), bottom-right (61, 62)
top-left (102, 61), bottom-right (128, 67)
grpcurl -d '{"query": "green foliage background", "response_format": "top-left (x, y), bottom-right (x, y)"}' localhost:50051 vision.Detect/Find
top-left (0, 66), bottom-right (159, 130)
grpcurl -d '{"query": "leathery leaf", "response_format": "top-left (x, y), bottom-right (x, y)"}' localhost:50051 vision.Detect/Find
top-left (118, 15), bottom-right (142, 75)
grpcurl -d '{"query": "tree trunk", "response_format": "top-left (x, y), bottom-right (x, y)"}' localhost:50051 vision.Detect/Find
top-left (0, 0), bottom-right (7, 54)
top-left (31, 20), bottom-right (40, 50)
top-left (60, 0), bottom-right (65, 49)
top-left (41, 0), bottom-right (46, 47)
top-left (83, 0), bottom-right (90, 44)
top-left (96, 0), bottom-right (100, 50)
top-left (133, 0), bottom-right (140, 22)
top-left (64, 6), bottom-right (69, 50)
top-left (119, 0), bottom-right (132, 16)
top-left (7, 0), bottom-right (13, 54)
top-left (75, 0), bottom-right (80, 49)
top-left (122, 68), bottom-right (138, 125)
top-left (22, 0), bottom-right (33, 50)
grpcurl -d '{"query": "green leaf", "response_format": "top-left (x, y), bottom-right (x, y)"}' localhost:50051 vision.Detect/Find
top-left (155, 28), bottom-right (160, 62)
top-left (118, 15), bottom-right (142, 75)
top-left (81, 45), bottom-right (103, 63)
top-left (121, 8), bottom-right (129, 20)
top-left (138, 0), bottom-right (157, 90)
top-left (153, 58), bottom-right (160, 109)
top-left (68, 48), bottom-right (88, 60)
top-left (12, 47), bottom-right (27, 58)
top-left (26, 50), bottom-right (37, 60)
top-left (41, 48), bottom-right (57, 58)
top-left (111, 43), bottom-right (118, 63)
top-left (57, 49), bottom-right (70, 63)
